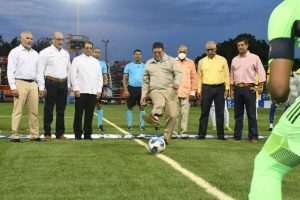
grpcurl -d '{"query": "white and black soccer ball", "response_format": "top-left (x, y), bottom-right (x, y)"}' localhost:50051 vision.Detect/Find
top-left (148, 136), bottom-right (166, 154)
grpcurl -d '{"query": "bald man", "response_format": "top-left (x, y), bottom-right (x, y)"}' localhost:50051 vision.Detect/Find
top-left (197, 41), bottom-right (230, 140)
top-left (38, 32), bottom-right (72, 140)
top-left (172, 45), bottom-right (198, 138)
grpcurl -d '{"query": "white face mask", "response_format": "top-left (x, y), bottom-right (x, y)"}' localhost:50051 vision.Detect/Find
top-left (178, 53), bottom-right (186, 60)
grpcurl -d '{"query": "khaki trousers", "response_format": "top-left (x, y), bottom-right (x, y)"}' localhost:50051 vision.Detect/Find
top-left (150, 89), bottom-right (177, 143)
top-left (174, 97), bottom-right (190, 134)
top-left (12, 80), bottom-right (39, 139)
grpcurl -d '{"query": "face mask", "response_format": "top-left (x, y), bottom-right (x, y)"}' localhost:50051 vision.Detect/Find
top-left (178, 53), bottom-right (186, 60)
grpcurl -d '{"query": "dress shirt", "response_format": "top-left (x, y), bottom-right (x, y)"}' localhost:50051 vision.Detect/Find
top-left (197, 54), bottom-right (230, 93)
top-left (142, 54), bottom-right (183, 98)
top-left (176, 57), bottom-right (198, 98)
top-left (230, 51), bottom-right (266, 85)
top-left (7, 44), bottom-right (43, 90)
top-left (38, 45), bottom-right (71, 89)
top-left (71, 54), bottom-right (103, 94)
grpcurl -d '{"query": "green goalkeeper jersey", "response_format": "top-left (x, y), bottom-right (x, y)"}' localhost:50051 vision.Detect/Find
top-left (268, 0), bottom-right (300, 62)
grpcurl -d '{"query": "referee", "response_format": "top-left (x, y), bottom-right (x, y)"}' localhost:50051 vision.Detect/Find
top-left (123, 49), bottom-right (146, 131)
top-left (92, 48), bottom-right (108, 131)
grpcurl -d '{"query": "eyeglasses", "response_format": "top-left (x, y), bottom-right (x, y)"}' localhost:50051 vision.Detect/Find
top-left (206, 48), bottom-right (215, 51)
top-left (178, 51), bottom-right (187, 53)
top-left (55, 38), bottom-right (64, 41)
top-left (153, 51), bottom-right (163, 55)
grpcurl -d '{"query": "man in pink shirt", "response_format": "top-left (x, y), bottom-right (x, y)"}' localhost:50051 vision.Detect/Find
top-left (172, 45), bottom-right (198, 139)
top-left (230, 38), bottom-right (266, 143)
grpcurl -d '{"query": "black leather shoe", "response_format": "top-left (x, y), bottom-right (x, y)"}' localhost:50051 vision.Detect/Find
top-left (84, 135), bottom-right (93, 140)
top-left (217, 136), bottom-right (225, 140)
top-left (30, 137), bottom-right (43, 142)
top-left (228, 137), bottom-right (241, 141)
top-left (11, 139), bottom-right (22, 143)
top-left (198, 135), bottom-right (206, 139)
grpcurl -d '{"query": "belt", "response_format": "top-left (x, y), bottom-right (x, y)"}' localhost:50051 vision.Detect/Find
top-left (203, 83), bottom-right (224, 87)
top-left (15, 79), bottom-right (35, 83)
top-left (235, 83), bottom-right (255, 88)
top-left (46, 76), bottom-right (67, 83)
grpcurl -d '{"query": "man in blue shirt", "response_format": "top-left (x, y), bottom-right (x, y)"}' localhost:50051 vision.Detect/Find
top-left (123, 49), bottom-right (145, 130)
top-left (92, 48), bottom-right (108, 131)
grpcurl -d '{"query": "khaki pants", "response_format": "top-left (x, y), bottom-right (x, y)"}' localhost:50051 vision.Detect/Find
top-left (174, 97), bottom-right (190, 134)
top-left (12, 80), bottom-right (39, 139)
top-left (150, 89), bottom-right (177, 143)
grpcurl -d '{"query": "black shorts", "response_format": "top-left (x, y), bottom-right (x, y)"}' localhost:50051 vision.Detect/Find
top-left (127, 86), bottom-right (142, 108)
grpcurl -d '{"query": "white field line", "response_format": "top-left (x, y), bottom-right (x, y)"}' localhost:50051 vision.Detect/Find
top-left (95, 113), bottom-right (235, 200)
top-left (0, 116), bottom-right (73, 118)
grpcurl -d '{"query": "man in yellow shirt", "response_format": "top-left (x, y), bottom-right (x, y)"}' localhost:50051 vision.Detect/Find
top-left (197, 41), bottom-right (230, 140)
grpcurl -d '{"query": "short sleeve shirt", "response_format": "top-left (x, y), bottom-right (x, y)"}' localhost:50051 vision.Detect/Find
top-left (124, 62), bottom-right (145, 87)
top-left (99, 60), bottom-right (107, 74)
top-left (268, 0), bottom-right (300, 61)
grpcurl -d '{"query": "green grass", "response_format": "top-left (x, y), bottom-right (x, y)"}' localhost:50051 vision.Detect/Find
top-left (0, 103), bottom-right (299, 200)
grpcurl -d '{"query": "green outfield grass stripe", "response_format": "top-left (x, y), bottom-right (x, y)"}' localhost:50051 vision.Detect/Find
top-left (95, 112), bottom-right (236, 200)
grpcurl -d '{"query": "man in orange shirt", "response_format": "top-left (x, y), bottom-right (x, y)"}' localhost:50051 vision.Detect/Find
top-left (172, 45), bottom-right (198, 139)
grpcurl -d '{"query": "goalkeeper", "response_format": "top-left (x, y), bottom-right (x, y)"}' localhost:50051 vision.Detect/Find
top-left (249, 0), bottom-right (300, 199)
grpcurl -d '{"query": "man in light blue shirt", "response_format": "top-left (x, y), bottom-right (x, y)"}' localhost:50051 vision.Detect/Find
top-left (123, 49), bottom-right (145, 130)
top-left (92, 48), bottom-right (108, 131)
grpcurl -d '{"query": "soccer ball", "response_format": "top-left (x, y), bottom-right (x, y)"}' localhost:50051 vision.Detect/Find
top-left (148, 136), bottom-right (166, 154)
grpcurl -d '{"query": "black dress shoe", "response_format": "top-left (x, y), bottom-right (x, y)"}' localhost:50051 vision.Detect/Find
top-left (30, 137), bottom-right (43, 142)
top-left (75, 137), bottom-right (82, 140)
top-left (198, 135), bottom-right (206, 139)
top-left (11, 139), bottom-right (22, 143)
top-left (84, 135), bottom-right (93, 140)
top-left (217, 136), bottom-right (225, 140)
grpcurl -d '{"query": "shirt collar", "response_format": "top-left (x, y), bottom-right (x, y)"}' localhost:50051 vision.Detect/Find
top-left (50, 44), bottom-right (62, 52)
top-left (239, 50), bottom-right (250, 57)
top-left (150, 53), bottom-right (168, 63)
top-left (19, 44), bottom-right (33, 52)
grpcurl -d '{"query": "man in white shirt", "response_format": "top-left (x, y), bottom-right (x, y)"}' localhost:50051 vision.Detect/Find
top-left (7, 31), bottom-right (44, 142)
top-left (38, 32), bottom-right (71, 141)
top-left (70, 41), bottom-right (103, 140)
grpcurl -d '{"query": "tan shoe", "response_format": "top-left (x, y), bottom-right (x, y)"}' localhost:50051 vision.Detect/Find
top-left (250, 139), bottom-right (258, 144)
top-left (44, 135), bottom-right (51, 141)
top-left (57, 135), bottom-right (68, 140)
top-left (142, 114), bottom-right (160, 126)
top-left (180, 133), bottom-right (188, 139)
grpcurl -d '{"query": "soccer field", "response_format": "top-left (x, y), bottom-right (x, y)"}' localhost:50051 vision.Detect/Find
top-left (0, 103), bottom-right (299, 200)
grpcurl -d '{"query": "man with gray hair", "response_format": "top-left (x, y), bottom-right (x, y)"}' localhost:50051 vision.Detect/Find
top-left (7, 31), bottom-right (44, 142)
top-left (197, 41), bottom-right (230, 140)
top-left (38, 32), bottom-right (71, 141)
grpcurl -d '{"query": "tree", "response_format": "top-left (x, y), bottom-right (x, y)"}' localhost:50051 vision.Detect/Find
top-left (216, 33), bottom-right (269, 67)
top-left (32, 37), bottom-right (51, 53)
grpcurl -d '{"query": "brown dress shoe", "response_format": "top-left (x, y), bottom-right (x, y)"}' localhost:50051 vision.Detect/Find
top-left (44, 135), bottom-right (51, 141)
top-left (57, 135), bottom-right (68, 140)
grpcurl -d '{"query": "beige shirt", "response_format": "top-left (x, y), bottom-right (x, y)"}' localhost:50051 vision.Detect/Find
top-left (142, 54), bottom-right (183, 98)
